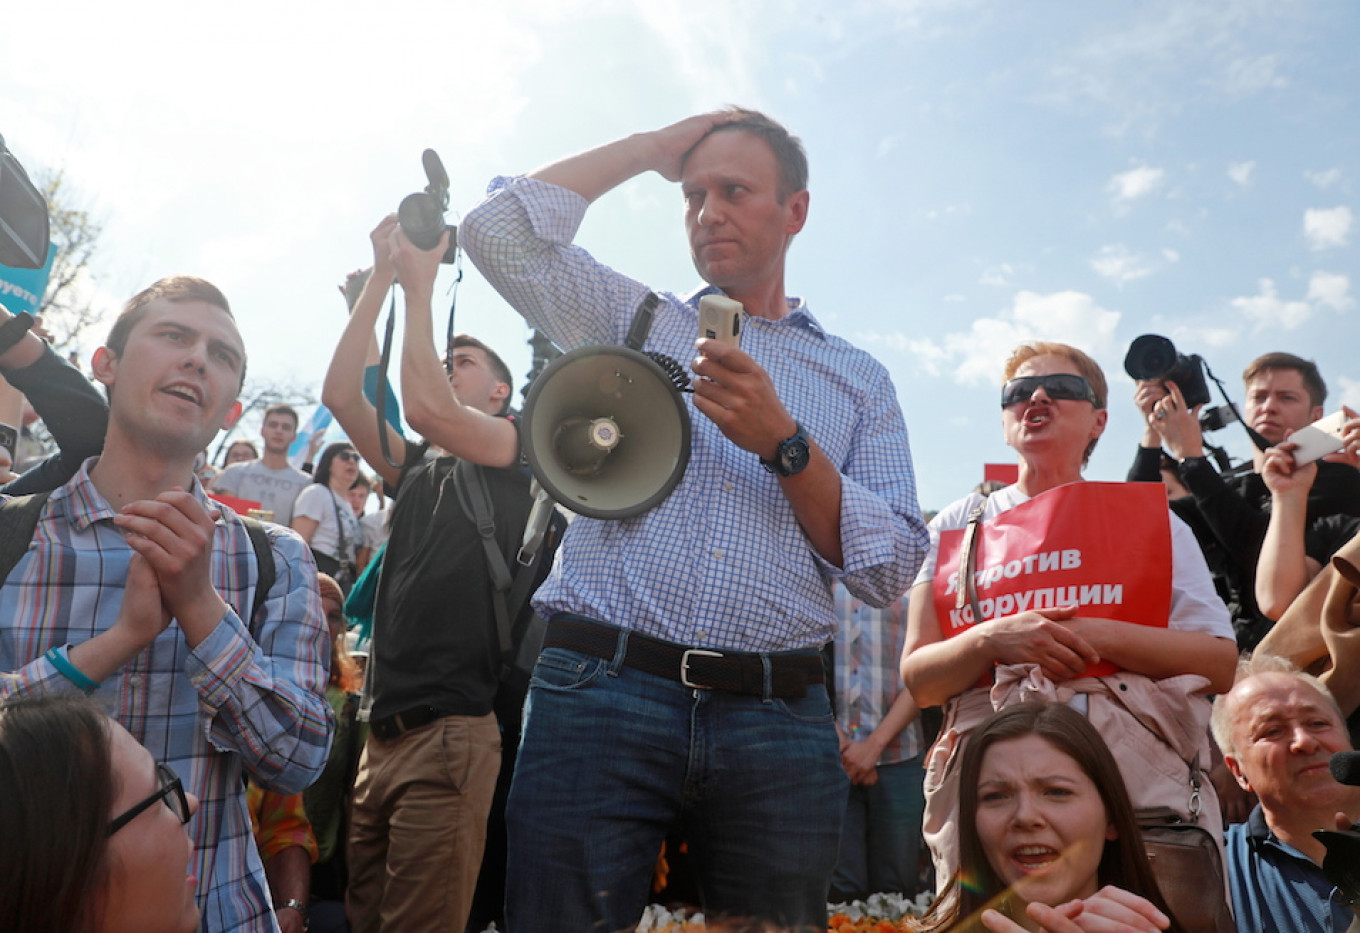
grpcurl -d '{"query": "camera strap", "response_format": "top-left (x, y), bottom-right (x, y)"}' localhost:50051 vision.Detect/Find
top-left (374, 245), bottom-right (464, 471)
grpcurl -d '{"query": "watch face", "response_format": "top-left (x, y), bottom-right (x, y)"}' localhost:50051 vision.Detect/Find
top-left (782, 440), bottom-right (810, 474)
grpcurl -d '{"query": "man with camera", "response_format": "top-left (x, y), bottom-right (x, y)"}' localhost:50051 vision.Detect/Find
top-left (320, 216), bottom-right (546, 933)
top-left (1130, 350), bottom-right (1360, 650)
top-left (460, 109), bottom-right (927, 932)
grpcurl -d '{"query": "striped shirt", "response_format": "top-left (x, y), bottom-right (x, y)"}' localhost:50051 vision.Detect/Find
top-left (832, 584), bottom-right (922, 764)
top-left (460, 175), bottom-right (927, 651)
top-left (0, 460), bottom-right (333, 933)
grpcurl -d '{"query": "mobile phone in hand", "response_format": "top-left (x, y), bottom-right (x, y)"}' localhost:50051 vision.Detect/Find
top-left (699, 294), bottom-right (743, 350)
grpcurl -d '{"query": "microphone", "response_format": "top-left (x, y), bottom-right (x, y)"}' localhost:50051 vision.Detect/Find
top-left (1331, 750), bottom-right (1360, 787)
top-left (422, 149), bottom-right (450, 196)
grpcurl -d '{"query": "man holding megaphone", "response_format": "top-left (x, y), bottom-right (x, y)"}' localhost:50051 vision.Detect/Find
top-left (461, 108), bottom-right (928, 932)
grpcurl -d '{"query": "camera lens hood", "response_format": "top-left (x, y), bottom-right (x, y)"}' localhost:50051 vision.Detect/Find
top-left (1124, 334), bottom-right (1178, 381)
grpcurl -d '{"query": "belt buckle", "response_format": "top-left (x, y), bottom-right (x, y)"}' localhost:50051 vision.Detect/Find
top-left (680, 648), bottom-right (723, 688)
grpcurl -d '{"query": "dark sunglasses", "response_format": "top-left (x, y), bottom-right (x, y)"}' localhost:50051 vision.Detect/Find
top-left (1000, 374), bottom-right (1098, 408)
top-left (335, 451), bottom-right (362, 463)
top-left (108, 762), bottom-right (191, 836)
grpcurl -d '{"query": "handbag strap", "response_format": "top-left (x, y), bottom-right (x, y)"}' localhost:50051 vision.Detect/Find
top-left (955, 501), bottom-right (987, 623)
top-left (327, 487), bottom-right (355, 564)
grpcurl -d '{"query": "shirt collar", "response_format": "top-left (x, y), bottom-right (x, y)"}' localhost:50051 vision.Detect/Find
top-left (58, 457), bottom-right (214, 532)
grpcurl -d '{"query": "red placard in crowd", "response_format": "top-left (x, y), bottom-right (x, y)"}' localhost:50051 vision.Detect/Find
top-left (934, 481), bottom-right (1171, 679)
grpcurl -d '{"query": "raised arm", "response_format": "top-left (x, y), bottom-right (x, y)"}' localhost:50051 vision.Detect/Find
top-left (0, 309), bottom-right (109, 495)
top-left (1255, 443), bottom-right (1320, 619)
top-left (320, 217), bottom-right (407, 489)
top-left (388, 226), bottom-right (518, 467)
top-left (528, 112), bottom-right (736, 203)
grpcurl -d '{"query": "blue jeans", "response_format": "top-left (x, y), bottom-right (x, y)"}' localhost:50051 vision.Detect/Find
top-left (831, 755), bottom-right (926, 901)
top-left (504, 640), bottom-right (848, 932)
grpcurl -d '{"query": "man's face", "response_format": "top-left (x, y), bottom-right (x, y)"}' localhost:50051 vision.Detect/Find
top-left (447, 346), bottom-right (508, 415)
top-left (1243, 368), bottom-right (1323, 446)
top-left (1225, 672), bottom-right (1353, 817)
top-left (260, 413), bottom-right (297, 456)
top-left (92, 299), bottom-right (245, 459)
top-left (681, 130), bottom-right (808, 296)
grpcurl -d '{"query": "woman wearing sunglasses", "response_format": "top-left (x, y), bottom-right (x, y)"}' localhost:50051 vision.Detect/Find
top-left (292, 442), bottom-right (365, 592)
top-left (0, 693), bottom-right (200, 933)
top-left (900, 342), bottom-right (1237, 930)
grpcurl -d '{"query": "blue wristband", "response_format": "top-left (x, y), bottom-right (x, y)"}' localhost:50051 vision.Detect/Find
top-left (44, 646), bottom-right (101, 694)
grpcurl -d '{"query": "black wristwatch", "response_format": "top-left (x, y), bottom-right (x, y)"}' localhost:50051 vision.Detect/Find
top-left (761, 422), bottom-right (811, 477)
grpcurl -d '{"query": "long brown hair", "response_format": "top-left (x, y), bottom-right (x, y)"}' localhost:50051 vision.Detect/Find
top-left (913, 703), bottom-right (1182, 933)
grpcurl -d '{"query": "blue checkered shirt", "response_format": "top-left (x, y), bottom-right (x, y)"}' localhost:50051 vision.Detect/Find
top-left (0, 460), bottom-right (333, 933)
top-left (832, 584), bottom-right (922, 764)
top-left (461, 175), bottom-right (927, 651)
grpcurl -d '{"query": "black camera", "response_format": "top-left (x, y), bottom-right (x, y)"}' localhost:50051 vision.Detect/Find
top-left (0, 134), bottom-right (50, 271)
top-left (1124, 334), bottom-right (1211, 409)
top-left (397, 149), bottom-right (458, 264)
top-left (1199, 404), bottom-right (1239, 433)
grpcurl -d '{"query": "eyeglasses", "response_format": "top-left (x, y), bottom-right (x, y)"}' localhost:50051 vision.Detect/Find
top-left (335, 451), bottom-right (361, 463)
top-left (1001, 374), bottom-right (1099, 408)
top-left (108, 763), bottom-right (191, 836)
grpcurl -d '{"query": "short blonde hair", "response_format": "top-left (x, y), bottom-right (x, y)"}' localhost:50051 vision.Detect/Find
top-left (1002, 341), bottom-right (1108, 464)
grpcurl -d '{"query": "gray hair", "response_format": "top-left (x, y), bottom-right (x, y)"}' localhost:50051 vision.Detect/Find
top-left (1210, 653), bottom-right (1342, 758)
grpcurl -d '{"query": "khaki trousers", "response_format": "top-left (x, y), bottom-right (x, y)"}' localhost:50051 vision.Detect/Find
top-left (346, 712), bottom-right (501, 933)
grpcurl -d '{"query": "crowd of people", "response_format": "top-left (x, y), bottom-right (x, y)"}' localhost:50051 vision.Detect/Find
top-left (1, 106), bottom-right (1359, 933)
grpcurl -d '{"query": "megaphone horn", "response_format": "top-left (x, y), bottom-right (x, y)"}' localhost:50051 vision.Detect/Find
top-left (521, 345), bottom-right (692, 520)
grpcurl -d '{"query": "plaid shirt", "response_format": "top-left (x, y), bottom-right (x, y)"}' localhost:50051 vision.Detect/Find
top-left (832, 584), bottom-right (922, 765)
top-left (0, 461), bottom-right (332, 933)
top-left (460, 176), bottom-right (928, 651)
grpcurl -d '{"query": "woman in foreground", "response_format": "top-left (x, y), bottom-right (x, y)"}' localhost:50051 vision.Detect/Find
top-left (0, 692), bottom-right (200, 933)
top-left (911, 702), bottom-right (1181, 933)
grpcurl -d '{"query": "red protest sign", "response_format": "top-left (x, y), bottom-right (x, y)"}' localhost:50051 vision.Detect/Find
top-left (933, 481), bottom-right (1171, 679)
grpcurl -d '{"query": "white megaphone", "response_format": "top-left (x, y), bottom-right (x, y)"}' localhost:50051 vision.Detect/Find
top-left (520, 295), bottom-right (692, 520)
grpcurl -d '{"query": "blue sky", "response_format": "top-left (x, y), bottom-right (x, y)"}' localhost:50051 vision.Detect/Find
top-left (3, 0), bottom-right (1356, 510)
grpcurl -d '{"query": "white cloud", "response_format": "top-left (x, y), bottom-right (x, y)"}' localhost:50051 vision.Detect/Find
top-left (1162, 248), bottom-right (1181, 263)
top-left (979, 262), bottom-right (1031, 287)
top-left (1231, 278), bottom-right (1313, 331)
top-left (1107, 166), bottom-right (1164, 213)
top-left (1227, 161), bottom-right (1255, 187)
top-left (1090, 244), bottom-right (1153, 285)
top-left (1304, 206), bottom-right (1354, 250)
top-left (1173, 326), bottom-right (1240, 350)
top-left (1308, 271), bottom-right (1354, 312)
top-left (925, 204), bottom-right (972, 221)
top-left (878, 290), bottom-right (1121, 388)
top-left (1306, 168), bottom-right (1344, 189)
top-left (1217, 54), bottom-right (1288, 96)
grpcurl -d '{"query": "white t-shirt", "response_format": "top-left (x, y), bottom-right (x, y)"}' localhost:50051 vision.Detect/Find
top-left (292, 484), bottom-right (363, 563)
top-left (211, 460), bottom-right (312, 525)
top-left (914, 483), bottom-right (1233, 639)
top-left (359, 508), bottom-right (390, 552)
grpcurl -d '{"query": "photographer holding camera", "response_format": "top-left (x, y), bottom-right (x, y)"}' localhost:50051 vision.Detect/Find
top-left (1129, 349), bottom-right (1360, 651)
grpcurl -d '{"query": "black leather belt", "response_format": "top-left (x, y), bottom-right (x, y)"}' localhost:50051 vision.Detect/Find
top-left (543, 616), bottom-right (824, 699)
top-left (369, 705), bottom-right (448, 741)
